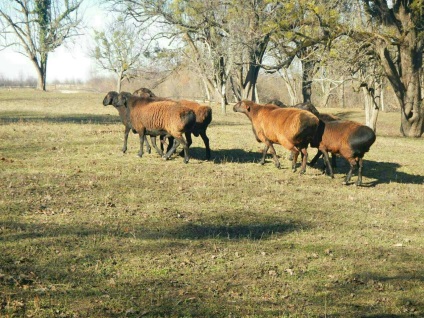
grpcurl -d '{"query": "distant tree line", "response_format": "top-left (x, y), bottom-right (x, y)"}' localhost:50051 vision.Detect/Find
top-left (1, 0), bottom-right (423, 136)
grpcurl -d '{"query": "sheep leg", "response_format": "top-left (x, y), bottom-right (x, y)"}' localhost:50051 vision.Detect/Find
top-left (200, 131), bottom-right (211, 160)
top-left (268, 144), bottom-right (280, 168)
top-left (355, 158), bottom-right (363, 186)
top-left (165, 137), bottom-right (190, 163)
top-left (144, 136), bottom-right (152, 154)
top-left (122, 126), bottom-right (130, 153)
top-left (291, 150), bottom-right (299, 172)
top-left (321, 150), bottom-right (334, 178)
top-left (166, 136), bottom-right (174, 153)
top-left (164, 139), bottom-right (180, 159)
top-left (150, 136), bottom-right (164, 157)
top-left (259, 144), bottom-right (269, 165)
top-left (299, 148), bottom-right (309, 174)
top-left (179, 132), bottom-right (192, 157)
top-left (343, 159), bottom-right (357, 185)
top-left (309, 150), bottom-right (322, 167)
top-left (331, 154), bottom-right (337, 168)
top-left (138, 131), bottom-right (146, 158)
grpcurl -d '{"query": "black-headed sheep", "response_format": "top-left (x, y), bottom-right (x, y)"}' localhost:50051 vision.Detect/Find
top-left (310, 120), bottom-right (376, 185)
top-left (233, 100), bottom-right (319, 174)
top-left (102, 91), bottom-right (151, 154)
top-left (115, 92), bottom-right (196, 163)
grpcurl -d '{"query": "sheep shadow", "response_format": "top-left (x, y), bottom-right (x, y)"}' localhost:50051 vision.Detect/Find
top-left (309, 156), bottom-right (424, 186)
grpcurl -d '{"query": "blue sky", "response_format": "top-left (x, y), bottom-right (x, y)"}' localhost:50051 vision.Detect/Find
top-left (0, 1), bottom-right (108, 82)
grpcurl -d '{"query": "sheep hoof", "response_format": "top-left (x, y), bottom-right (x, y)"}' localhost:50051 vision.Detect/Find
top-left (137, 153), bottom-right (143, 158)
top-left (275, 163), bottom-right (281, 169)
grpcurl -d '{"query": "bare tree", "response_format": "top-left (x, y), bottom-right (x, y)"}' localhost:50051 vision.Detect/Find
top-left (90, 16), bottom-right (147, 92)
top-left (0, 0), bottom-right (84, 91)
top-left (346, 0), bottom-right (424, 137)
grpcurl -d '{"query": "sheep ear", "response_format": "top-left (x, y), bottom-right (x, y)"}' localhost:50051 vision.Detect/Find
top-left (244, 102), bottom-right (250, 112)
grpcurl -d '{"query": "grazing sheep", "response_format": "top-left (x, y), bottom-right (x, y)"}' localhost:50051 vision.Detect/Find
top-left (102, 91), bottom-right (151, 154)
top-left (132, 88), bottom-right (213, 160)
top-left (115, 92), bottom-right (196, 163)
top-left (310, 120), bottom-right (376, 185)
top-left (233, 100), bottom-right (319, 173)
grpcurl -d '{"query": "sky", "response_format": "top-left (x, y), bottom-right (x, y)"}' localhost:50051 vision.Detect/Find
top-left (0, 1), bottom-right (108, 83)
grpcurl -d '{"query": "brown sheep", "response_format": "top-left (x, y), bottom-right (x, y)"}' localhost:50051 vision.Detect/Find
top-left (178, 99), bottom-right (212, 160)
top-left (132, 88), bottom-right (173, 153)
top-left (233, 100), bottom-right (319, 173)
top-left (309, 112), bottom-right (340, 168)
top-left (102, 91), bottom-right (151, 154)
top-left (115, 92), bottom-right (196, 163)
top-left (132, 88), bottom-right (213, 160)
top-left (310, 120), bottom-right (376, 185)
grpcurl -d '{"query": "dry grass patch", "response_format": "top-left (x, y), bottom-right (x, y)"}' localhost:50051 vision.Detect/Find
top-left (1, 89), bottom-right (423, 317)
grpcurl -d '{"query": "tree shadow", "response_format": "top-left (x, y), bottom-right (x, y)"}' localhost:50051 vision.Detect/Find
top-left (0, 112), bottom-right (120, 125)
top-left (0, 214), bottom-right (307, 243)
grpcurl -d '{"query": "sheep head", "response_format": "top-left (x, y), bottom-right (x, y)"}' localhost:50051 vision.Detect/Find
top-left (115, 92), bottom-right (133, 107)
top-left (233, 100), bottom-right (251, 114)
top-left (103, 91), bottom-right (119, 106)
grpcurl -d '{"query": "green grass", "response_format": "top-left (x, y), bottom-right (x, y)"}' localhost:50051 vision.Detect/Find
top-left (1, 89), bottom-right (423, 317)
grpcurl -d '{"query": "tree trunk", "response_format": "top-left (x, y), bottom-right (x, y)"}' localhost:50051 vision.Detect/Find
top-left (220, 81), bottom-right (227, 114)
top-left (117, 71), bottom-right (123, 93)
top-left (33, 56), bottom-right (47, 91)
top-left (302, 60), bottom-right (315, 103)
top-left (376, 40), bottom-right (424, 137)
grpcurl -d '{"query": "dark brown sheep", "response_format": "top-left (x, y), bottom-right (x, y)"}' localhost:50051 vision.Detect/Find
top-left (233, 100), bottom-right (319, 173)
top-left (102, 91), bottom-right (151, 154)
top-left (178, 100), bottom-right (212, 160)
top-left (309, 112), bottom-right (340, 168)
top-left (268, 99), bottom-right (319, 116)
top-left (132, 88), bottom-right (213, 160)
top-left (310, 120), bottom-right (376, 185)
top-left (133, 87), bottom-right (156, 98)
top-left (115, 92), bottom-right (196, 163)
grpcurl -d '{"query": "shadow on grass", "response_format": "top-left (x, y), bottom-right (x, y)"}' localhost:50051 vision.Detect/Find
top-left (0, 112), bottom-right (120, 125)
top-left (0, 217), bottom-right (306, 242)
top-left (309, 156), bottom-right (424, 186)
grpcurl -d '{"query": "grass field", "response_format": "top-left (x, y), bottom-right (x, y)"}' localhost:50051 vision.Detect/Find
top-left (0, 89), bottom-right (423, 317)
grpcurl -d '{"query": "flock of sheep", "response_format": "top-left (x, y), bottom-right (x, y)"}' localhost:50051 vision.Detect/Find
top-left (102, 88), bottom-right (376, 186)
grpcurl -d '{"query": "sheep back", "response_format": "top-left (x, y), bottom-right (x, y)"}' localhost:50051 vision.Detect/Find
top-left (313, 120), bottom-right (376, 161)
top-left (180, 100), bottom-right (212, 135)
top-left (238, 101), bottom-right (318, 150)
top-left (128, 98), bottom-right (195, 136)
top-left (133, 87), bottom-right (156, 98)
